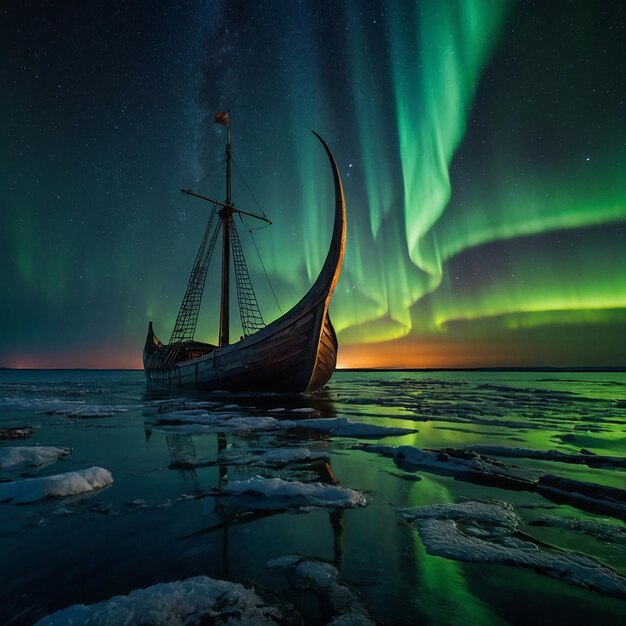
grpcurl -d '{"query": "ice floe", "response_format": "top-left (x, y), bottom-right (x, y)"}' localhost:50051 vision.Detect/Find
top-left (34, 575), bottom-right (282, 625)
top-left (401, 499), bottom-right (521, 528)
top-left (360, 444), bottom-right (626, 514)
top-left (156, 411), bottom-right (283, 433)
top-left (169, 446), bottom-right (329, 470)
top-left (219, 447), bottom-right (329, 467)
top-left (152, 399), bottom-right (224, 411)
top-left (462, 444), bottom-right (626, 469)
top-left (226, 416), bottom-right (286, 431)
top-left (218, 476), bottom-right (367, 509)
top-left (0, 425), bottom-right (34, 440)
top-left (530, 515), bottom-right (626, 542)
top-left (66, 405), bottom-right (130, 419)
top-left (268, 555), bottom-right (375, 625)
top-left (292, 417), bottom-right (417, 438)
top-left (537, 474), bottom-right (626, 514)
top-left (0, 446), bottom-right (71, 469)
top-left (359, 444), bottom-right (539, 488)
top-left (0, 467), bottom-right (113, 503)
top-left (400, 500), bottom-right (626, 598)
top-left (156, 411), bottom-right (415, 440)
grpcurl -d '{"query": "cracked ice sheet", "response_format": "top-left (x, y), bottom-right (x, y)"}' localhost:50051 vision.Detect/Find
top-left (339, 378), bottom-right (625, 433)
top-left (219, 476), bottom-right (367, 509)
top-left (0, 446), bottom-right (71, 469)
top-left (34, 575), bottom-right (282, 626)
top-left (0, 467), bottom-right (113, 503)
top-left (400, 500), bottom-right (626, 598)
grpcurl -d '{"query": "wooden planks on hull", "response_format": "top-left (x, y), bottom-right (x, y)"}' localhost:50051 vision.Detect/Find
top-left (306, 314), bottom-right (338, 392)
top-left (146, 299), bottom-right (327, 392)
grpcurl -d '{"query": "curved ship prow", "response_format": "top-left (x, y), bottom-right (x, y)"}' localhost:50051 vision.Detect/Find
top-left (143, 129), bottom-right (346, 393)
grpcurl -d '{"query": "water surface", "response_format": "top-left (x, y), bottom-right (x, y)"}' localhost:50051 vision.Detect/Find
top-left (1, 369), bottom-right (624, 625)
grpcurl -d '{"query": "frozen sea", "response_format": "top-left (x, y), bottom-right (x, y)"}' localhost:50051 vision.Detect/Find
top-left (0, 369), bottom-right (625, 625)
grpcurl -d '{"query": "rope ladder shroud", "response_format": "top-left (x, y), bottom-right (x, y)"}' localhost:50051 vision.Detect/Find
top-left (230, 217), bottom-right (265, 337)
top-left (169, 206), bottom-right (221, 347)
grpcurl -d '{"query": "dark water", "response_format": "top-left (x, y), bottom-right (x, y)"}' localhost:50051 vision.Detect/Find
top-left (0, 369), bottom-right (624, 625)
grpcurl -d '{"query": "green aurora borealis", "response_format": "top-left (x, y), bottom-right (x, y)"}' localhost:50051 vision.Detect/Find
top-left (1, 0), bottom-right (625, 368)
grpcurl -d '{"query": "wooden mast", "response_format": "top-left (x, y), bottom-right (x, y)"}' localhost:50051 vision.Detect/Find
top-left (178, 112), bottom-right (270, 350)
top-left (219, 119), bottom-right (232, 348)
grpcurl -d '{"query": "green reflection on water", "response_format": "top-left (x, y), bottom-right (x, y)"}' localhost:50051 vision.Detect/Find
top-left (407, 477), bottom-right (508, 626)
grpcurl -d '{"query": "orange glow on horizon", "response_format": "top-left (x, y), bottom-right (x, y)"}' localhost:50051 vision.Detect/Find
top-left (337, 337), bottom-right (533, 369)
top-left (2, 349), bottom-right (143, 370)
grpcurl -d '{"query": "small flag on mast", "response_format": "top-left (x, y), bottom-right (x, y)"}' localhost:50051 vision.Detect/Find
top-left (214, 111), bottom-right (229, 126)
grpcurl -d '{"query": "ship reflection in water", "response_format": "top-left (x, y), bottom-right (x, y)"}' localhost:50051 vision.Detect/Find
top-left (0, 369), bottom-right (625, 625)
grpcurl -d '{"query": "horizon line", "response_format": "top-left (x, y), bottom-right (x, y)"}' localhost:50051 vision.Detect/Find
top-left (1, 366), bottom-right (625, 373)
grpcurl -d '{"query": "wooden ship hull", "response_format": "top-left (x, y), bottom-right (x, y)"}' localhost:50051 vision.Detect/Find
top-left (143, 132), bottom-right (346, 393)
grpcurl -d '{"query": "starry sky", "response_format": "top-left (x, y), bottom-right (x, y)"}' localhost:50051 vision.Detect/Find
top-left (1, 0), bottom-right (625, 369)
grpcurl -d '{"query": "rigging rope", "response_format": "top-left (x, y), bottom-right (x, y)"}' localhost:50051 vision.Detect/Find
top-left (231, 156), bottom-right (268, 219)
top-left (246, 221), bottom-right (283, 315)
top-left (183, 193), bottom-right (212, 224)
top-left (188, 158), bottom-right (225, 191)
top-left (231, 156), bottom-right (282, 314)
top-left (183, 160), bottom-right (225, 223)
top-left (230, 218), bottom-right (266, 337)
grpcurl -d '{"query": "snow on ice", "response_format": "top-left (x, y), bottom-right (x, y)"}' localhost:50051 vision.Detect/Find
top-left (360, 444), bottom-right (539, 487)
top-left (34, 576), bottom-right (282, 626)
top-left (268, 555), bottom-right (375, 625)
top-left (219, 476), bottom-right (367, 509)
top-left (0, 467), bottom-right (113, 503)
top-left (0, 446), bottom-right (71, 469)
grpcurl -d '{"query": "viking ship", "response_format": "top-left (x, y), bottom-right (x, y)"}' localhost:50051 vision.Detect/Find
top-left (143, 115), bottom-right (346, 393)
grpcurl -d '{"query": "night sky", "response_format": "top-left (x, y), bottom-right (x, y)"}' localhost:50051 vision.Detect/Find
top-left (1, 0), bottom-right (625, 369)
